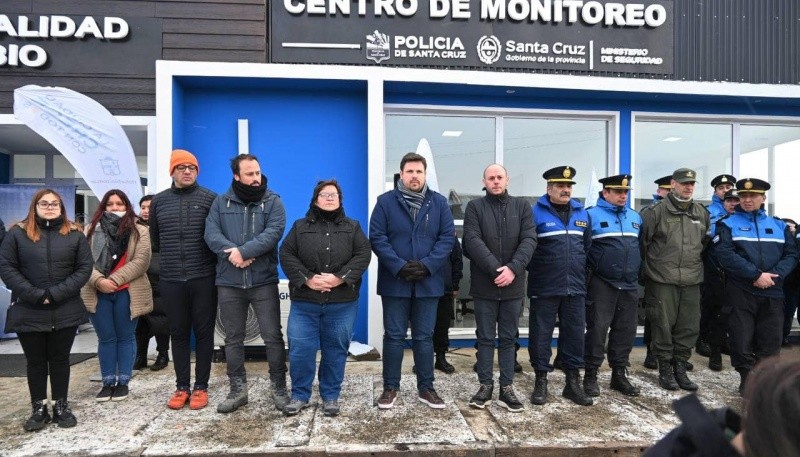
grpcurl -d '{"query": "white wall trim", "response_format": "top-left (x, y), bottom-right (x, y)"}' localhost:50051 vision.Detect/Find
top-left (155, 60), bottom-right (800, 99)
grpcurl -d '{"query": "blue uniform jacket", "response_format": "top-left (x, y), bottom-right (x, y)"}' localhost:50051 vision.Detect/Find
top-left (526, 195), bottom-right (591, 297)
top-left (369, 188), bottom-right (455, 298)
top-left (707, 195), bottom-right (726, 225)
top-left (586, 197), bottom-right (641, 290)
top-left (710, 207), bottom-right (798, 298)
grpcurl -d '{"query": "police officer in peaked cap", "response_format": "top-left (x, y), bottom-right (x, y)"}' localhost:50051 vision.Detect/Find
top-left (710, 177), bottom-right (798, 395)
top-left (583, 174), bottom-right (642, 398)
top-left (698, 173), bottom-right (737, 371)
top-left (527, 165), bottom-right (594, 406)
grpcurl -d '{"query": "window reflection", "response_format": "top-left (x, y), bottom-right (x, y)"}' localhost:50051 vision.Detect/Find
top-left (633, 121), bottom-right (732, 209)
top-left (740, 125), bottom-right (800, 218)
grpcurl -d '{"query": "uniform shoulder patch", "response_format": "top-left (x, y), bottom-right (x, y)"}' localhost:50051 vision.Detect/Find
top-left (575, 220), bottom-right (588, 228)
top-left (632, 222), bottom-right (640, 229)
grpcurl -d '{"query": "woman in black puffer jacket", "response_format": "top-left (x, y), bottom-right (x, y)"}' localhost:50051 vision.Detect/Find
top-left (279, 179), bottom-right (371, 417)
top-left (0, 189), bottom-right (92, 432)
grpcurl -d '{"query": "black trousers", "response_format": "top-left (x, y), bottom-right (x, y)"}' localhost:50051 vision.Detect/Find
top-left (135, 319), bottom-right (170, 354)
top-left (433, 294), bottom-right (453, 354)
top-left (161, 276), bottom-right (217, 390)
top-left (725, 284), bottom-right (783, 372)
top-left (700, 260), bottom-right (727, 350)
top-left (17, 326), bottom-right (78, 402)
top-left (584, 277), bottom-right (638, 369)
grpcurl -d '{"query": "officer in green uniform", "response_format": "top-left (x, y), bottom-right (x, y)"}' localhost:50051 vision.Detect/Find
top-left (640, 168), bottom-right (710, 391)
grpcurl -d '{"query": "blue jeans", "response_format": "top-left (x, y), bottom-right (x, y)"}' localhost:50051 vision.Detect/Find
top-left (287, 300), bottom-right (358, 402)
top-left (474, 298), bottom-right (522, 387)
top-left (382, 296), bottom-right (438, 392)
top-left (91, 290), bottom-right (138, 386)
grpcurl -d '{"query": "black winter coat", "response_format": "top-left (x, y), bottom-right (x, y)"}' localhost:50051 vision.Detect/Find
top-left (149, 182), bottom-right (217, 281)
top-left (645, 395), bottom-right (742, 457)
top-left (136, 219), bottom-right (168, 336)
top-left (0, 219), bottom-right (93, 333)
top-left (463, 192), bottom-right (537, 300)
top-left (280, 207), bottom-right (371, 304)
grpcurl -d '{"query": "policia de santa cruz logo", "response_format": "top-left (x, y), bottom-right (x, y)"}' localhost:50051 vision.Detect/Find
top-left (477, 35), bottom-right (501, 65)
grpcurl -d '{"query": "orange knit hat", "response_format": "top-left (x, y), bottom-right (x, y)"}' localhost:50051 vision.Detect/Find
top-left (169, 149), bottom-right (199, 174)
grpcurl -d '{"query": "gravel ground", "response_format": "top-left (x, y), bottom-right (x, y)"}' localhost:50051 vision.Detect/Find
top-left (1, 344), bottom-right (794, 456)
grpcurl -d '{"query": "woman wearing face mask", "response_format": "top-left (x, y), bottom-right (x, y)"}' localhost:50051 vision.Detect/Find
top-left (81, 189), bottom-right (152, 402)
top-left (0, 189), bottom-right (92, 431)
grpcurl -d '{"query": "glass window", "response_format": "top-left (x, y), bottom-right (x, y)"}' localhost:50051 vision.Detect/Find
top-left (385, 115), bottom-right (495, 218)
top-left (504, 118), bottom-right (608, 204)
top-left (633, 121), bottom-right (732, 208)
top-left (13, 155), bottom-right (46, 179)
top-left (740, 125), bottom-right (800, 218)
top-left (53, 155), bottom-right (80, 179)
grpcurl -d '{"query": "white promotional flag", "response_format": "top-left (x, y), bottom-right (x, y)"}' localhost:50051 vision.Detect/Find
top-left (584, 168), bottom-right (603, 208)
top-left (414, 138), bottom-right (440, 193)
top-left (13, 85), bottom-right (143, 205)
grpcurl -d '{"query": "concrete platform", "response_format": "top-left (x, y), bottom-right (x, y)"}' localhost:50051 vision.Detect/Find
top-left (2, 340), bottom-right (795, 457)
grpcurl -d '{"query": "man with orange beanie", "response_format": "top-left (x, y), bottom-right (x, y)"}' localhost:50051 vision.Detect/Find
top-left (149, 149), bottom-right (218, 410)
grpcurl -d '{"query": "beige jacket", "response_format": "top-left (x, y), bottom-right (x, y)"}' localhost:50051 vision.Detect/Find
top-left (81, 223), bottom-right (153, 319)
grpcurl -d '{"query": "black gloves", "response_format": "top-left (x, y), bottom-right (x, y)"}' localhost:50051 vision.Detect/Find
top-left (399, 261), bottom-right (430, 281)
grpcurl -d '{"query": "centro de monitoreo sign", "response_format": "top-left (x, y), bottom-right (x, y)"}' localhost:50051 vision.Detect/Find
top-left (271, 0), bottom-right (674, 74)
top-left (0, 14), bottom-right (161, 75)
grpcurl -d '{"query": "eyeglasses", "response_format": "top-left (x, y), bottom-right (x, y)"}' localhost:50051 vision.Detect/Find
top-left (37, 201), bottom-right (60, 209)
top-left (318, 192), bottom-right (339, 200)
top-left (175, 164), bottom-right (197, 172)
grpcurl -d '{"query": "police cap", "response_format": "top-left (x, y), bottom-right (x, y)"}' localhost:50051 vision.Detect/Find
top-left (654, 175), bottom-right (672, 189)
top-left (543, 166), bottom-right (576, 184)
top-left (736, 178), bottom-right (771, 194)
top-left (710, 174), bottom-right (736, 188)
top-left (672, 168), bottom-right (698, 184)
top-left (723, 189), bottom-right (740, 201)
top-left (599, 174), bottom-right (632, 190)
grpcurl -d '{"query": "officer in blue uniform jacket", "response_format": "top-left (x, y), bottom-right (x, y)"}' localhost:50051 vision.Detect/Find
top-left (652, 175), bottom-right (672, 205)
top-left (583, 174), bottom-right (642, 398)
top-left (710, 177), bottom-right (798, 395)
top-left (698, 174), bottom-right (736, 371)
top-left (527, 165), bottom-right (593, 406)
top-left (707, 174), bottom-right (736, 224)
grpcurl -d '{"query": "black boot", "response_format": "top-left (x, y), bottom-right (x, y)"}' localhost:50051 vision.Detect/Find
top-left (610, 366), bottom-right (640, 396)
top-left (23, 400), bottom-right (50, 432)
top-left (530, 371), bottom-right (548, 405)
top-left (708, 349), bottom-right (723, 371)
top-left (643, 348), bottom-right (658, 369)
top-left (583, 367), bottom-right (600, 397)
top-left (695, 338), bottom-right (711, 357)
top-left (562, 369), bottom-right (593, 406)
top-left (150, 351), bottom-right (169, 371)
top-left (52, 399), bottom-right (77, 428)
top-left (737, 369), bottom-right (749, 396)
top-left (434, 352), bottom-right (455, 374)
top-left (658, 359), bottom-right (679, 391)
top-left (133, 336), bottom-right (148, 370)
top-left (673, 361), bottom-right (698, 391)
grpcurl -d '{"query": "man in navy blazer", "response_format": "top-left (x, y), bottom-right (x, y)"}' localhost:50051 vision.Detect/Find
top-left (369, 152), bottom-right (455, 410)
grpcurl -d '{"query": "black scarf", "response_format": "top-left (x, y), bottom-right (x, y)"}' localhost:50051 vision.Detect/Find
top-left (35, 215), bottom-right (64, 230)
top-left (311, 204), bottom-right (344, 222)
top-left (232, 179), bottom-right (267, 204)
top-left (92, 213), bottom-right (130, 276)
top-left (550, 201), bottom-right (571, 226)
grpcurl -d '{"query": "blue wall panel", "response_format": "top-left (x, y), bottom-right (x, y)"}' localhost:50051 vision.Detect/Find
top-left (176, 81), bottom-right (370, 342)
